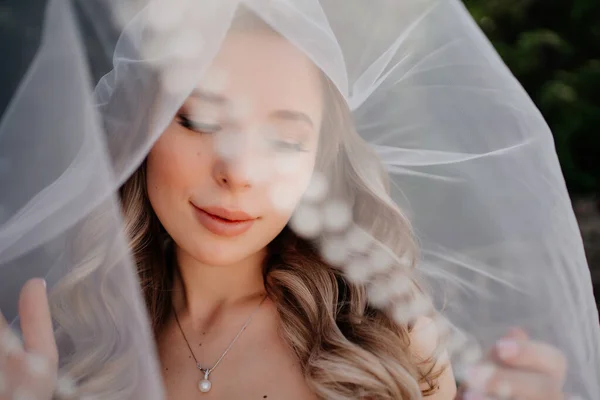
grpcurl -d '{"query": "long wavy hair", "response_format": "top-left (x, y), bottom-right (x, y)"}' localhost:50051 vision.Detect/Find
top-left (120, 72), bottom-right (442, 398)
top-left (49, 12), bottom-right (444, 400)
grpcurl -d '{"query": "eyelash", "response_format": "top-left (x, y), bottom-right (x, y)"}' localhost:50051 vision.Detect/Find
top-left (268, 140), bottom-right (308, 152)
top-left (176, 113), bottom-right (308, 152)
top-left (176, 114), bottom-right (221, 134)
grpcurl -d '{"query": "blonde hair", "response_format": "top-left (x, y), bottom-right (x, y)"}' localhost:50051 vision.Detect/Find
top-left (122, 79), bottom-right (441, 398)
top-left (49, 16), bottom-right (444, 400)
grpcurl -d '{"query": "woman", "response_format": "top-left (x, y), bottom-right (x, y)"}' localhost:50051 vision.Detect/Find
top-left (0, 7), bottom-right (565, 399)
top-left (0, 5), bottom-right (574, 399)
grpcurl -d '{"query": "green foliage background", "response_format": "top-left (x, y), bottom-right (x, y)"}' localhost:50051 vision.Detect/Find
top-left (464, 0), bottom-right (600, 197)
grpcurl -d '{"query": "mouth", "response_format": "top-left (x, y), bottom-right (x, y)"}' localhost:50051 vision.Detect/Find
top-left (191, 204), bottom-right (257, 237)
top-left (199, 206), bottom-right (256, 222)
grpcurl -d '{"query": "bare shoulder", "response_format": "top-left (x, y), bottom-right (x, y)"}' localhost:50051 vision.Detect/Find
top-left (409, 316), bottom-right (457, 400)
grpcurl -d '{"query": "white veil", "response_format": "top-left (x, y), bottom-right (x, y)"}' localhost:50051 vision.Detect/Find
top-left (0, 0), bottom-right (598, 398)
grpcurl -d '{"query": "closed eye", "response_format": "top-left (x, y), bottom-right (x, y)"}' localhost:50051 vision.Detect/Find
top-left (268, 139), bottom-right (309, 152)
top-left (176, 114), bottom-right (222, 134)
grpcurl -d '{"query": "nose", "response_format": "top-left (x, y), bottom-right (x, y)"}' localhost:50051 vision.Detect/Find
top-left (211, 133), bottom-right (256, 191)
top-left (213, 159), bottom-right (253, 191)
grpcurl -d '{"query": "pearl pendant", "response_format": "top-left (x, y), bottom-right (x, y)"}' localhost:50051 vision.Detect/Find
top-left (198, 368), bottom-right (212, 393)
top-left (198, 379), bottom-right (212, 393)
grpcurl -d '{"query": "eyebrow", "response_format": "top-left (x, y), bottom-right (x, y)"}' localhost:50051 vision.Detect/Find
top-left (190, 89), bottom-right (229, 104)
top-left (270, 110), bottom-right (315, 129)
top-left (189, 89), bottom-right (315, 128)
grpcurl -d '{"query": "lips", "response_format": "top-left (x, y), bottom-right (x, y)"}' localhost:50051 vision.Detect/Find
top-left (192, 204), bottom-right (257, 237)
top-left (199, 206), bottom-right (255, 222)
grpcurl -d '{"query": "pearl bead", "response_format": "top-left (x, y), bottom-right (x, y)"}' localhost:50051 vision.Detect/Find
top-left (199, 379), bottom-right (212, 393)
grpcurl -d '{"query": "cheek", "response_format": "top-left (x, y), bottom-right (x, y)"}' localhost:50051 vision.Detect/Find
top-left (265, 153), bottom-right (316, 217)
top-left (146, 128), bottom-right (209, 210)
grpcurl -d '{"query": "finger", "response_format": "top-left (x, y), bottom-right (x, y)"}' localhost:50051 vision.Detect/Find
top-left (0, 310), bottom-right (23, 356)
top-left (504, 327), bottom-right (529, 341)
top-left (483, 327), bottom-right (529, 360)
top-left (466, 363), bottom-right (564, 400)
top-left (493, 338), bottom-right (567, 383)
top-left (18, 279), bottom-right (58, 366)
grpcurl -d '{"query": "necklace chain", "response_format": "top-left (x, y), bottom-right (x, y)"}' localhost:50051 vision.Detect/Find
top-left (173, 295), bottom-right (267, 377)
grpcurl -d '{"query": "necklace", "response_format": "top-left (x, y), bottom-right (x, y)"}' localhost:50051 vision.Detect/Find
top-left (173, 295), bottom-right (267, 393)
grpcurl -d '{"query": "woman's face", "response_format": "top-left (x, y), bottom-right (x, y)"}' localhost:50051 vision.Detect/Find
top-left (147, 30), bottom-right (324, 266)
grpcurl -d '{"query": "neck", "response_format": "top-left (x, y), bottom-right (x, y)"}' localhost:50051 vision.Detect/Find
top-left (172, 246), bottom-right (268, 324)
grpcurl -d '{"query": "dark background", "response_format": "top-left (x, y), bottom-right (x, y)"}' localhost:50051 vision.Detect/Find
top-left (463, 0), bottom-right (600, 311)
top-left (1, 0), bottom-right (599, 311)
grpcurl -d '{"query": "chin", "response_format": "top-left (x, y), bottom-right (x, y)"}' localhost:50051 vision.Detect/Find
top-left (172, 221), bottom-right (282, 267)
top-left (185, 239), bottom-right (262, 267)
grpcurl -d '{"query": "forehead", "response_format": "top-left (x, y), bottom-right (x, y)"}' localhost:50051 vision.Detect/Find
top-left (197, 31), bottom-right (324, 121)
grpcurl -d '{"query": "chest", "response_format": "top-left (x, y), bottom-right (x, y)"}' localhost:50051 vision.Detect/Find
top-left (158, 325), bottom-right (317, 400)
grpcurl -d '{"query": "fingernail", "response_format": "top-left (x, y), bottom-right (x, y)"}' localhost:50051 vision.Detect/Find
top-left (507, 327), bottom-right (527, 338)
top-left (42, 278), bottom-right (47, 288)
top-left (466, 363), bottom-right (495, 391)
top-left (496, 339), bottom-right (519, 359)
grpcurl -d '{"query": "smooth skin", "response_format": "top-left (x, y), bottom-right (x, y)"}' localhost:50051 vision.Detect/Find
top-left (0, 281), bottom-right (568, 399)
top-left (0, 31), bottom-right (569, 400)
